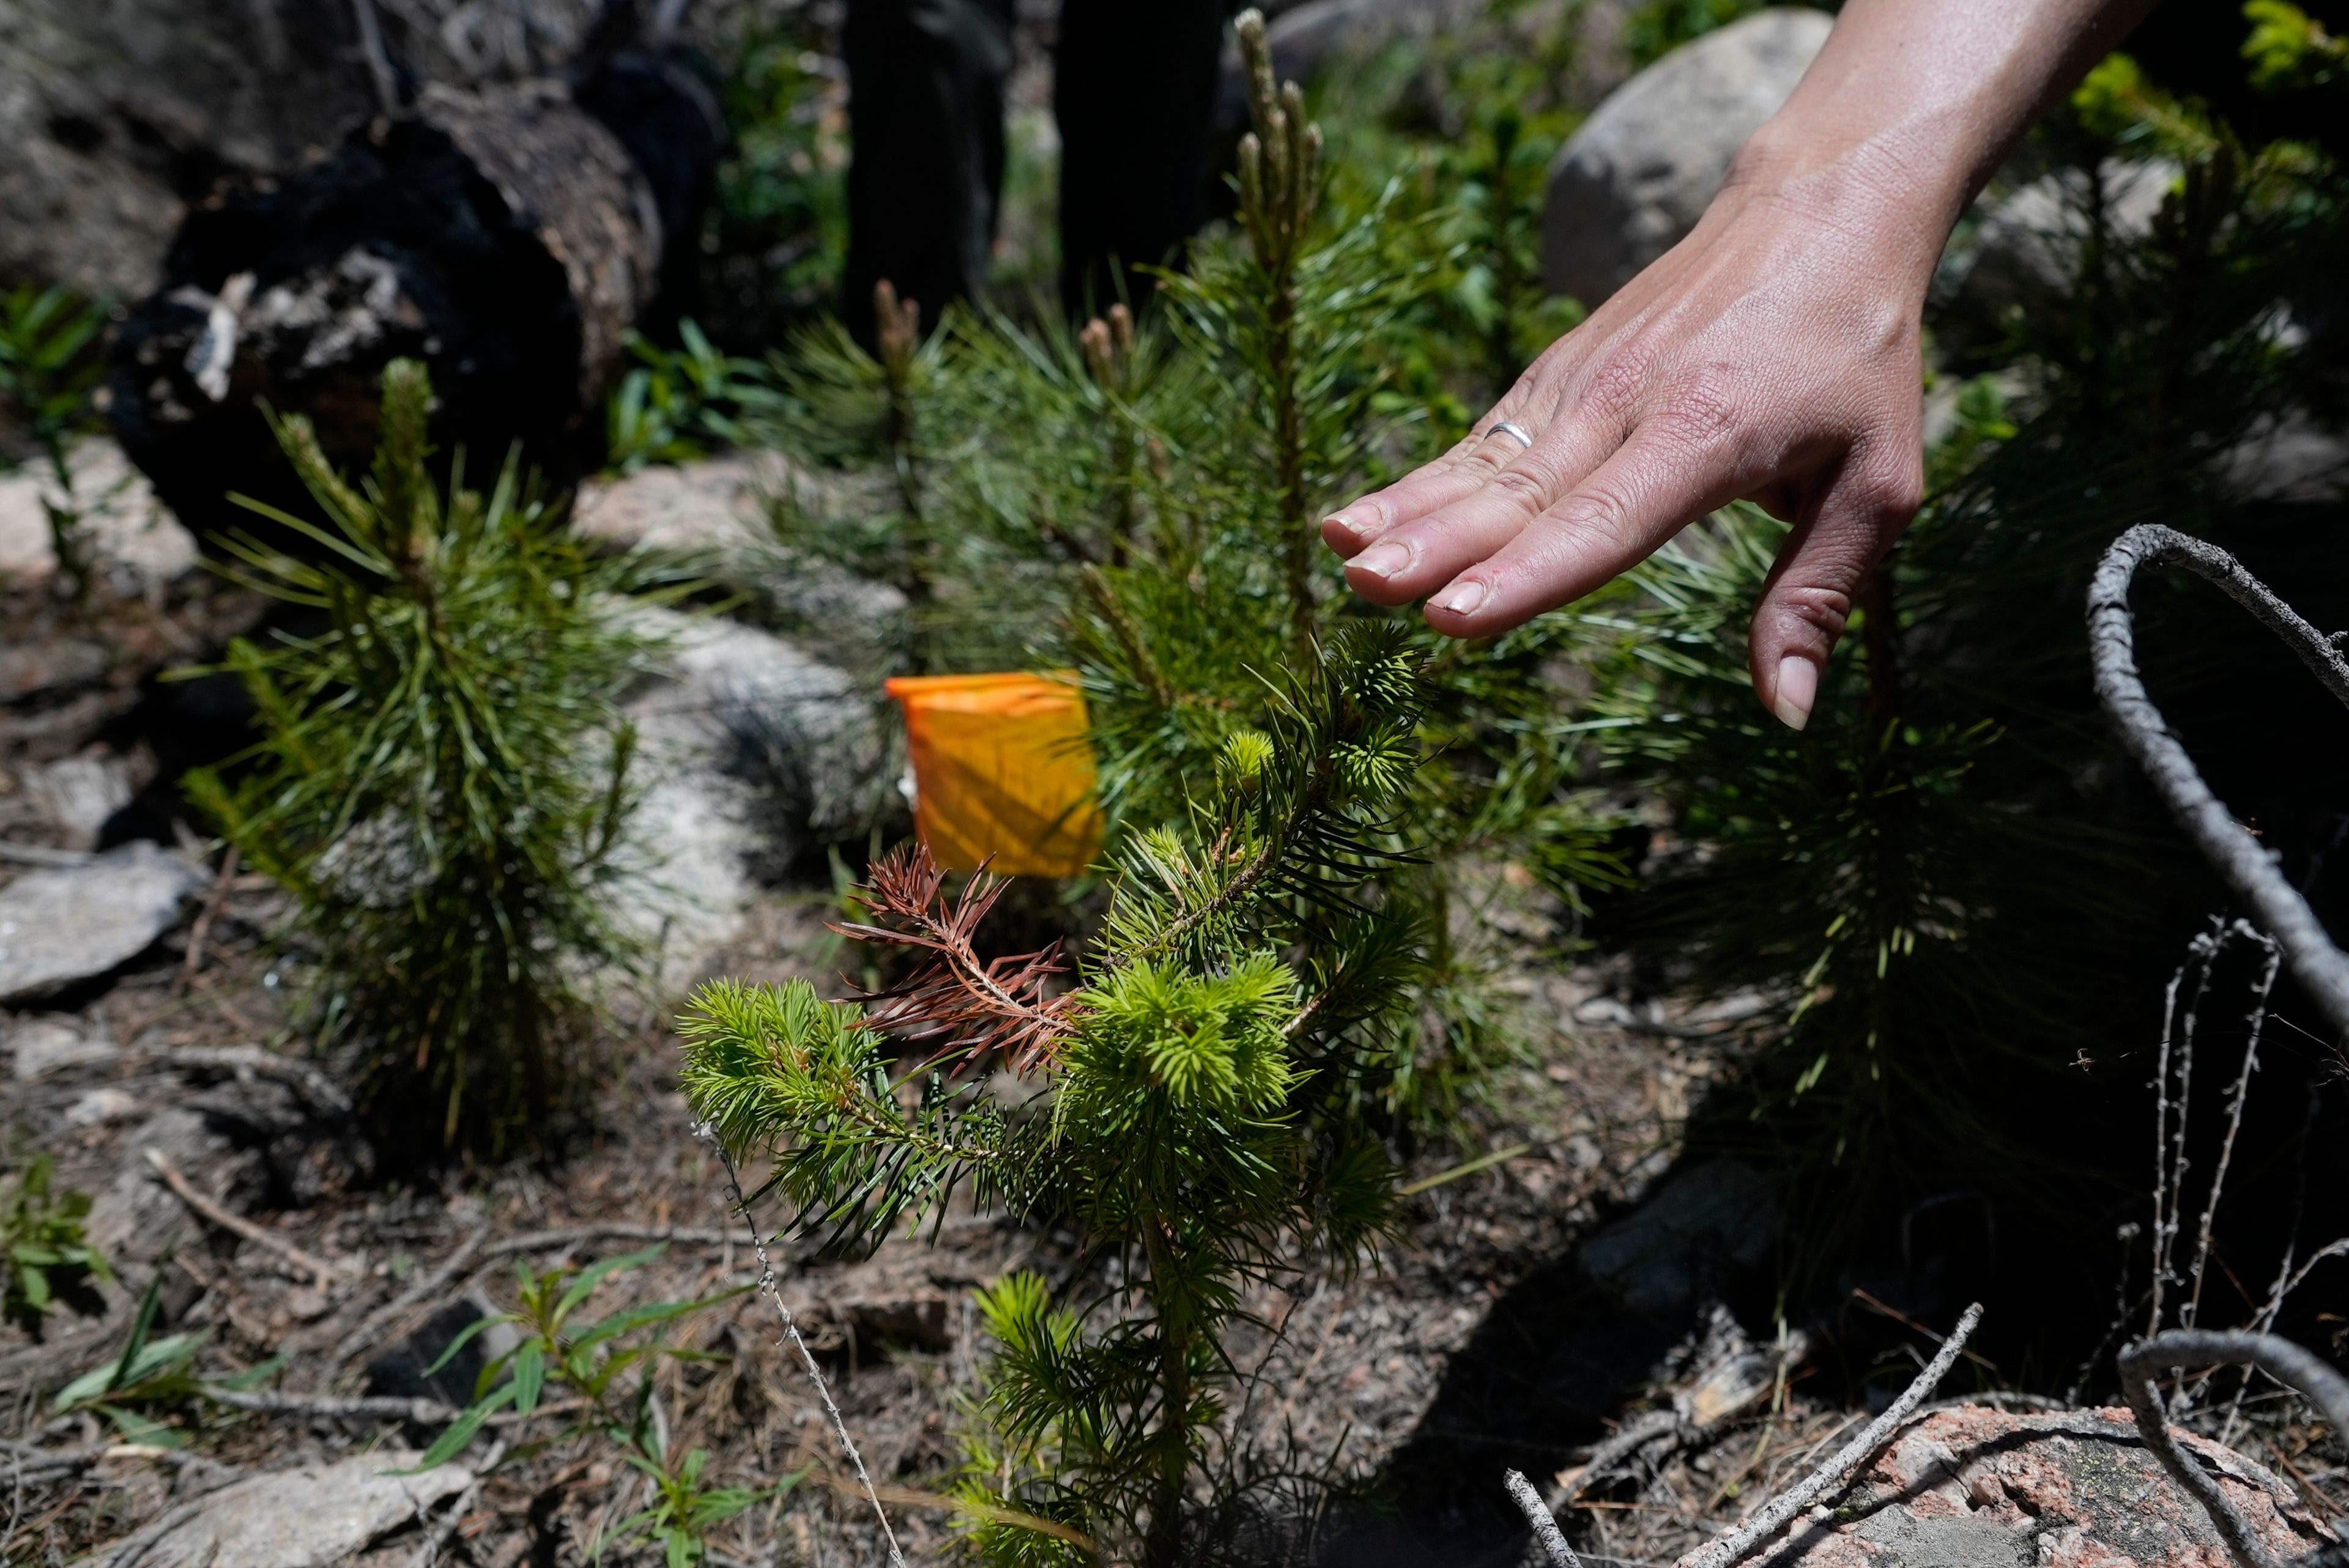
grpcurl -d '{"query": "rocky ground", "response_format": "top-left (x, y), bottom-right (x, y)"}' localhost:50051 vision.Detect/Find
top-left (6, 486), bottom-right (2343, 1568)
top-left (0, 460), bottom-right (1737, 1566)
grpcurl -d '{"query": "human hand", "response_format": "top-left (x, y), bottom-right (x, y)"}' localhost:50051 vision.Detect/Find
top-left (1319, 0), bottom-right (2154, 730)
top-left (1324, 145), bottom-right (1935, 731)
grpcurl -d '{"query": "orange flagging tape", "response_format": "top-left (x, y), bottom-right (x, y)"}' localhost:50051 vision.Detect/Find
top-left (883, 672), bottom-right (1105, 878)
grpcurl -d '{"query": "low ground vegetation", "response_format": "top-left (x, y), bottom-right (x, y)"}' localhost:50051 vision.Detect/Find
top-left (2, 2), bottom-right (2347, 1565)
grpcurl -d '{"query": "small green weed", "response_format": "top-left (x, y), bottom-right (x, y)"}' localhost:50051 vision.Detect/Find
top-left (2, 1155), bottom-right (112, 1335)
top-left (606, 320), bottom-right (784, 472)
top-left (409, 1246), bottom-right (784, 1566)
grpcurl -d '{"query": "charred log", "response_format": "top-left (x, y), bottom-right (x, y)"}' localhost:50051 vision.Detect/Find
top-left (105, 51), bottom-right (722, 549)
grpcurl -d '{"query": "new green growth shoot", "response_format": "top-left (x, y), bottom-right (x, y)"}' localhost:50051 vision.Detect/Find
top-left (185, 359), bottom-right (675, 1160)
top-left (681, 625), bottom-right (1431, 1567)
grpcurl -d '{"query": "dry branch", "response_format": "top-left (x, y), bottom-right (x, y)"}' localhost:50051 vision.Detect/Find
top-left (144, 1149), bottom-right (346, 1285)
top-left (203, 1386), bottom-right (455, 1424)
top-left (1682, 1302), bottom-right (1983, 1568)
top-left (694, 1122), bottom-right (907, 1568)
top-left (1507, 1466), bottom-right (1586, 1567)
top-left (159, 1045), bottom-right (351, 1117)
top-left (2118, 1328), bottom-right (2349, 1568)
top-left (2088, 525), bottom-right (2349, 1034)
top-left (325, 1221), bottom-right (760, 1367)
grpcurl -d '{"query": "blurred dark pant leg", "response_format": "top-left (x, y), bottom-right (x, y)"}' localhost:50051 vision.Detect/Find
top-left (1054, 0), bottom-right (1232, 318)
top-left (842, 0), bottom-right (1015, 347)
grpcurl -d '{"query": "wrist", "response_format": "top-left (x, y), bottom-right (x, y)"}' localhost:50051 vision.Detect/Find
top-left (1718, 110), bottom-right (1975, 292)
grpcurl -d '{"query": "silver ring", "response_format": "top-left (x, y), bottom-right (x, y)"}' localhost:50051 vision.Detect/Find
top-left (1486, 420), bottom-right (1534, 449)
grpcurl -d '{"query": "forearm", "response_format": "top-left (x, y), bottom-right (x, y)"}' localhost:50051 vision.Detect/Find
top-left (1723, 0), bottom-right (2159, 281)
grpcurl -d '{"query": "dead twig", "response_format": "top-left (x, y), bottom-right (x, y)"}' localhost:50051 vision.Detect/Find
top-left (202, 1386), bottom-right (455, 1424)
top-left (325, 1223), bottom-right (491, 1367)
top-left (325, 1221), bottom-right (760, 1367)
top-left (1548, 1409), bottom-right (1691, 1511)
top-left (1507, 1467), bottom-right (1586, 1567)
top-left (1682, 1303), bottom-right (1983, 1568)
top-left (2118, 1328), bottom-right (2349, 1568)
top-left (2088, 525), bottom-right (2349, 1035)
top-left (693, 1122), bottom-right (907, 1568)
top-left (160, 1043), bottom-right (350, 1117)
top-left (0, 842), bottom-right (91, 869)
top-left (144, 1149), bottom-right (344, 1285)
top-left (177, 846), bottom-right (239, 989)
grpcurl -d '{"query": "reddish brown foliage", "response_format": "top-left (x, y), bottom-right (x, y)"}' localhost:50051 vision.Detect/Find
top-left (830, 843), bottom-right (1078, 1074)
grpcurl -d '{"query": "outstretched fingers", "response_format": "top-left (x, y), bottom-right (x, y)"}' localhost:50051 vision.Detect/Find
top-left (1746, 439), bottom-right (1924, 728)
top-left (1340, 415), bottom-right (1632, 605)
top-left (1412, 427), bottom-right (1749, 637)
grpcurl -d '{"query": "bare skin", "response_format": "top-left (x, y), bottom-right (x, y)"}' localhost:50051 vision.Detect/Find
top-left (1324, 0), bottom-right (2157, 728)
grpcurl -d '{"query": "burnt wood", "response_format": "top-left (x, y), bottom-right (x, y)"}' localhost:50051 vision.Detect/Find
top-left (106, 50), bottom-right (722, 549)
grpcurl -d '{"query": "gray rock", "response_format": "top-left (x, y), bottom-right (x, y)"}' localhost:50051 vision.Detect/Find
top-left (0, 439), bottom-right (199, 596)
top-left (1543, 7), bottom-right (1834, 307)
top-left (2217, 410), bottom-right (2349, 506)
top-left (0, 841), bottom-right (206, 1003)
top-left (1951, 158), bottom-right (2176, 320)
top-left (1707, 1405), bottom-right (2337, 1568)
top-left (85, 1106), bottom-right (253, 1265)
top-left (23, 750), bottom-right (136, 850)
top-left (572, 453), bottom-right (910, 675)
top-left (1579, 1157), bottom-right (1777, 1313)
top-left (64, 1085), bottom-right (140, 1127)
top-left (0, 637), bottom-right (109, 703)
top-left (130, 1450), bottom-right (473, 1568)
top-left (1225, 0), bottom-right (1483, 94)
top-left (614, 608), bottom-right (896, 986)
top-left (6, 1017), bottom-right (119, 1078)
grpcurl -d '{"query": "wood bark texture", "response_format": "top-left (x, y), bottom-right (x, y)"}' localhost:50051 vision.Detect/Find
top-left (103, 54), bottom-right (720, 547)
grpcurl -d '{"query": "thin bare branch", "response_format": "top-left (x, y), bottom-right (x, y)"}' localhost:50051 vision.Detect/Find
top-left (2089, 525), bottom-right (2349, 1035)
top-left (202, 1386), bottom-right (455, 1424)
top-left (2118, 1328), bottom-right (2349, 1568)
top-left (1682, 1303), bottom-right (1983, 1568)
top-left (326, 1221), bottom-right (759, 1367)
top-left (693, 1121), bottom-right (907, 1568)
top-left (1507, 1467), bottom-right (1586, 1567)
top-left (2185, 930), bottom-right (2280, 1334)
top-left (145, 1148), bottom-right (346, 1284)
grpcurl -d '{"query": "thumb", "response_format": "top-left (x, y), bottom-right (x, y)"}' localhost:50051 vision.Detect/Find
top-left (1747, 452), bottom-right (1920, 730)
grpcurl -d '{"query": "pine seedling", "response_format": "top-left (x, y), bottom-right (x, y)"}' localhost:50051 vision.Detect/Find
top-left (185, 360), bottom-right (674, 1161)
top-left (681, 623), bottom-right (1428, 1566)
top-left (734, 12), bottom-right (1622, 1128)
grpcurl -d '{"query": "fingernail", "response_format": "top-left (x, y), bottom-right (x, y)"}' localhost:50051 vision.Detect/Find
top-left (1431, 579), bottom-right (1487, 617)
top-left (1324, 503), bottom-right (1386, 545)
top-left (1351, 541), bottom-right (1410, 579)
top-left (1773, 655), bottom-right (1818, 731)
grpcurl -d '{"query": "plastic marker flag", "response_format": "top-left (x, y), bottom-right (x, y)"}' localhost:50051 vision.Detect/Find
top-left (883, 672), bottom-right (1105, 878)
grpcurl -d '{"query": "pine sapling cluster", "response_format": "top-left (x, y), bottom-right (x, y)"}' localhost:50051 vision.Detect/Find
top-left (681, 624), bottom-right (1429, 1566)
top-left (187, 359), bottom-right (674, 1160)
